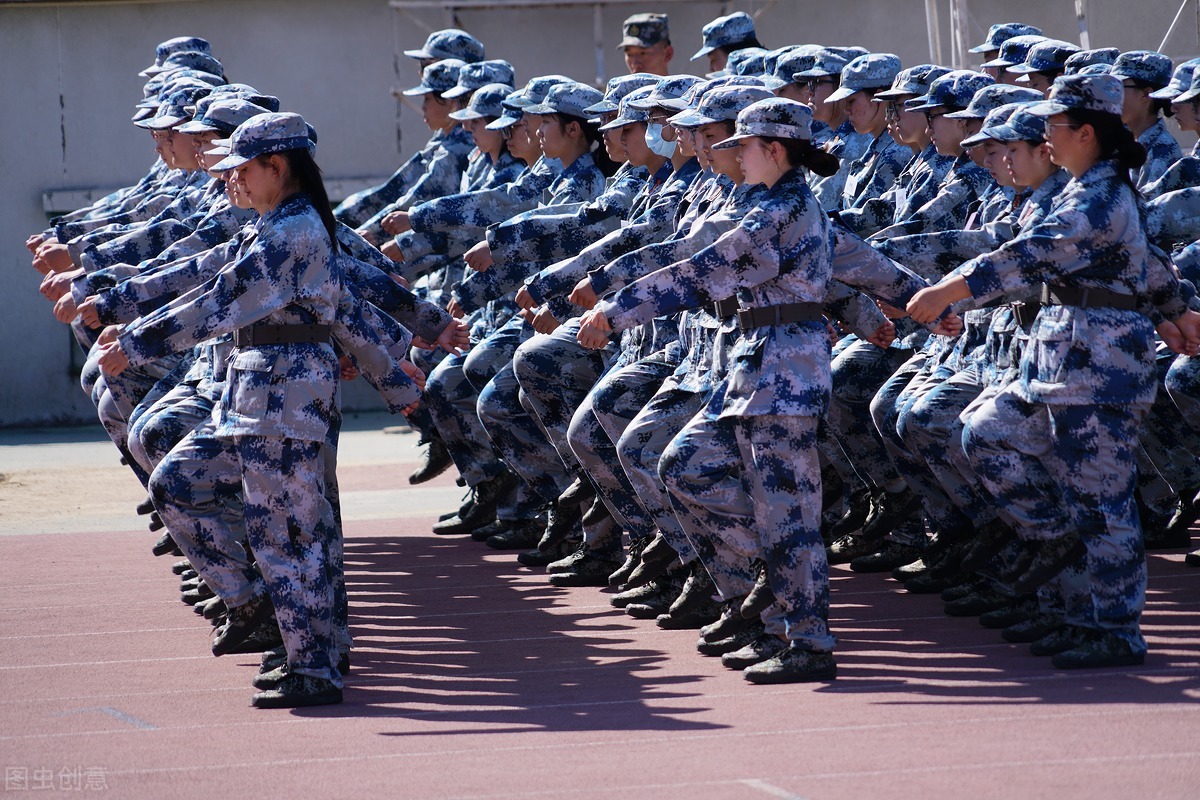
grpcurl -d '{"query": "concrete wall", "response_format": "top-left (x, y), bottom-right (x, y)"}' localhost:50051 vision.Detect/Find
top-left (2, 0), bottom-right (1197, 426)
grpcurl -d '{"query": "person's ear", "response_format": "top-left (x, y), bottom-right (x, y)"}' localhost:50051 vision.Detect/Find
top-left (663, 43), bottom-right (674, 63)
top-left (566, 119), bottom-right (582, 139)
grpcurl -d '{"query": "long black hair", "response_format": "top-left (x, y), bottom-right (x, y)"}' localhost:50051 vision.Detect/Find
top-left (553, 112), bottom-right (620, 177)
top-left (1062, 107), bottom-right (1147, 189)
top-left (263, 148), bottom-right (340, 250)
top-left (760, 136), bottom-right (840, 177)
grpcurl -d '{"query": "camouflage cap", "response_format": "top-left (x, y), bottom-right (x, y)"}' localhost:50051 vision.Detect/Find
top-left (826, 53), bottom-right (903, 101)
top-left (710, 46), bottom-right (769, 79)
top-left (523, 81), bottom-right (605, 119)
top-left (619, 13), bottom-right (669, 49)
top-left (1064, 48), bottom-right (1120, 76)
top-left (403, 59), bottom-right (467, 96)
top-left (713, 97), bottom-right (814, 149)
top-left (670, 84), bottom-right (776, 127)
top-left (140, 36), bottom-right (212, 76)
top-left (1027, 72), bottom-right (1124, 117)
top-left (1109, 50), bottom-right (1174, 89)
top-left (829, 46), bottom-right (871, 62)
top-left (762, 44), bottom-right (824, 90)
top-left (790, 47), bottom-right (851, 80)
top-left (1078, 64), bottom-right (1114, 76)
top-left (156, 67), bottom-right (225, 89)
top-left (1149, 56), bottom-right (1200, 99)
top-left (981, 35), bottom-right (1047, 69)
top-left (1170, 68), bottom-right (1200, 104)
top-left (177, 98), bottom-right (270, 136)
top-left (585, 73), bottom-right (660, 114)
top-left (144, 50), bottom-right (225, 79)
top-left (443, 60), bottom-right (516, 99)
top-left (210, 112), bottom-right (315, 172)
top-left (944, 83), bottom-right (1043, 118)
top-left (204, 84), bottom-right (281, 113)
top-left (874, 64), bottom-right (953, 100)
top-left (449, 82), bottom-right (515, 121)
top-left (663, 75), bottom-right (768, 115)
top-left (145, 83), bottom-right (215, 130)
top-left (969, 22), bottom-right (1044, 55)
top-left (598, 86), bottom-right (657, 130)
top-left (629, 75), bottom-right (704, 109)
top-left (507, 74), bottom-right (574, 109)
top-left (978, 104), bottom-right (1049, 144)
top-left (486, 88), bottom-right (529, 130)
top-left (404, 29), bottom-right (485, 64)
top-left (1008, 39), bottom-right (1082, 75)
top-left (960, 102), bottom-right (1027, 147)
top-left (907, 70), bottom-right (995, 111)
top-left (692, 12), bottom-right (758, 60)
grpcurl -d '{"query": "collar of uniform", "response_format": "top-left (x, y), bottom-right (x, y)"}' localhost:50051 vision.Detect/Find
top-left (766, 166), bottom-right (811, 196)
top-left (651, 159), bottom-right (675, 185)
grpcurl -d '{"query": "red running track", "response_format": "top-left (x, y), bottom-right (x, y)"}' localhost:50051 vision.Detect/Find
top-left (1, 514), bottom-right (1198, 799)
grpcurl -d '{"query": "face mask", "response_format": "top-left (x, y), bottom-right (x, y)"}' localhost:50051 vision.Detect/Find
top-left (645, 123), bottom-right (677, 158)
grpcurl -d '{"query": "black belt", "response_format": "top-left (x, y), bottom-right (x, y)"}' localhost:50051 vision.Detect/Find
top-left (233, 323), bottom-right (332, 347)
top-left (736, 302), bottom-right (824, 331)
top-left (713, 296), bottom-right (739, 318)
top-left (1011, 301), bottom-right (1042, 328)
top-left (1040, 284), bottom-right (1139, 312)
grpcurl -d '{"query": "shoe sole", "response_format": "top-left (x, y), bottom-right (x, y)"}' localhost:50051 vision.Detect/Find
top-left (743, 665), bottom-right (838, 684)
top-left (251, 689), bottom-right (343, 709)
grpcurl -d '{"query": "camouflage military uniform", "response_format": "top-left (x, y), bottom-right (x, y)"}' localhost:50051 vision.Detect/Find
top-left (954, 156), bottom-right (1191, 653)
top-left (597, 98), bottom-right (931, 652)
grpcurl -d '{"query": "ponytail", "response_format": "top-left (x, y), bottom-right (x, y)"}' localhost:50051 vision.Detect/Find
top-left (762, 136), bottom-right (840, 177)
top-left (269, 149), bottom-right (340, 251)
top-left (1063, 108), bottom-right (1146, 188)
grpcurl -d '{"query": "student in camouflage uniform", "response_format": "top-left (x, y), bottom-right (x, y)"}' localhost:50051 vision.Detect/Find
top-left (690, 12), bottom-right (762, 75)
top-left (95, 113), bottom-right (380, 708)
top-left (907, 74), bottom-right (1200, 669)
top-left (576, 98), bottom-right (935, 683)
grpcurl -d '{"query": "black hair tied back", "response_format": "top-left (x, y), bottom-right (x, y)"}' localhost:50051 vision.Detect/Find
top-left (1064, 108), bottom-right (1147, 180)
top-left (279, 149), bottom-right (341, 250)
top-left (763, 136), bottom-right (840, 177)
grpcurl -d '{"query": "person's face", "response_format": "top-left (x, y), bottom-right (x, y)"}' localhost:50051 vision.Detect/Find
top-left (775, 83), bottom-right (807, 103)
top-left (421, 92), bottom-right (453, 131)
top-left (1043, 113), bottom-right (1086, 171)
top-left (983, 65), bottom-right (1003, 82)
top-left (846, 90), bottom-right (885, 133)
top-left (598, 112), bottom-right (626, 161)
top-left (997, 68), bottom-right (1020, 85)
top-left (1171, 99), bottom-right (1198, 132)
top-left (1121, 80), bottom-right (1152, 123)
top-left (672, 125), bottom-right (697, 158)
top-left (506, 117), bottom-right (542, 162)
top-left (887, 98), bottom-right (927, 146)
top-left (171, 131), bottom-right (201, 171)
top-left (623, 42), bottom-right (672, 76)
top-left (926, 108), bottom-right (966, 156)
top-left (227, 155), bottom-right (284, 212)
top-left (979, 140), bottom-right (1014, 184)
top-left (736, 136), bottom-right (780, 186)
top-left (193, 131), bottom-right (223, 173)
top-left (699, 122), bottom-right (742, 181)
top-left (1004, 139), bottom-right (1050, 187)
top-left (536, 114), bottom-right (569, 159)
top-left (620, 121), bottom-right (653, 166)
top-left (463, 116), bottom-right (504, 155)
top-left (151, 128), bottom-right (175, 165)
top-left (800, 78), bottom-right (840, 124)
top-left (1023, 72), bottom-right (1055, 96)
top-left (707, 50), bottom-right (728, 74)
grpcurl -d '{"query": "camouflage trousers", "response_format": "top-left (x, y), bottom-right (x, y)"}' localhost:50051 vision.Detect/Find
top-left (1137, 348), bottom-right (1200, 512)
top-left (425, 347), bottom-right (510, 489)
top-left (828, 336), bottom-right (913, 491)
top-left (512, 319), bottom-right (619, 547)
top-left (616, 386), bottom-right (708, 565)
top-left (1165, 354), bottom-right (1200, 434)
top-left (903, 362), bottom-right (993, 528)
top-left (150, 422), bottom-right (342, 683)
top-left (128, 379), bottom-right (215, 474)
top-left (86, 345), bottom-right (185, 488)
top-left (662, 409), bottom-right (833, 651)
top-left (962, 388), bottom-right (1149, 650)
top-left (566, 355), bottom-right (676, 547)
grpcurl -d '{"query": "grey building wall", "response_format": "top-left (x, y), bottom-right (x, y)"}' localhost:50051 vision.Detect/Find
top-left (1, 0), bottom-right (1196, 426)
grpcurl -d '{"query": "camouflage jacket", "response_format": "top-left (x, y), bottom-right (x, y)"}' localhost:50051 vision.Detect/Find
top-left (1135, 118), bottom-right (1182, 192)
top-left (600, 168), bottom-right (929, 418)
top-left (835, 144), bottom-right (953, 237)
top-left (840, 129), bottom-right (910, 211)
top-left (955, 159), bottom-right (1190, 405)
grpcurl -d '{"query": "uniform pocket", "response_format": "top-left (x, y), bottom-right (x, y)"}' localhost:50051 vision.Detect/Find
top-left (226, 349), bottom-right (278, 422)
top-left (1028, 310), bottom-right (1080, 386)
